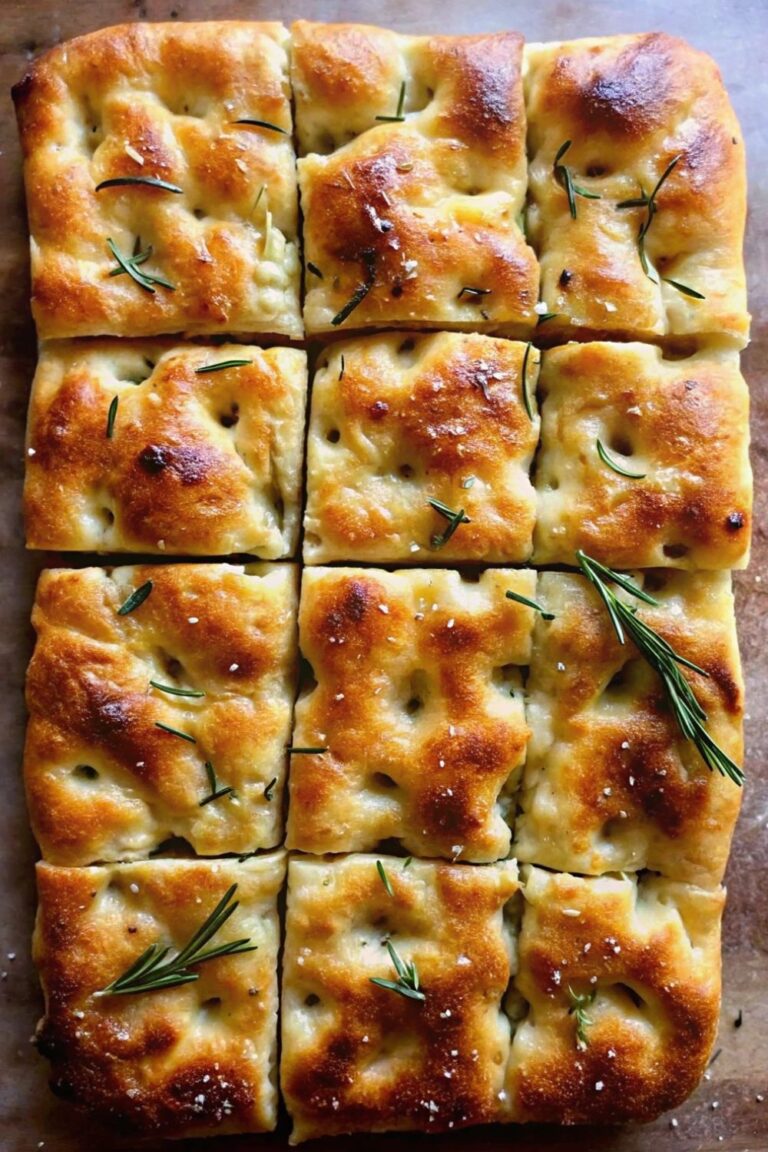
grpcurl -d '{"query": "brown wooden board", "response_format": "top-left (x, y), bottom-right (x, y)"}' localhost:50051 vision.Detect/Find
top-left (0, 2), bottom-right (765, 1149)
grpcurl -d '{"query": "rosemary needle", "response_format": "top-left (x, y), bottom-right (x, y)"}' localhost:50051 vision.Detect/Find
top-left (596, 438), bottom-right (647, 479)
top-left (376, 860), bottom-right (394, 897)
top-left (199, 761), bottom-right (234, 807)
top-left (568, 985), bottom-right (596, 1050)
top-left (553, 141), bottom-right (601, 219)
top-left (117, 580), bottom-right (153, 615)
top-left (232, 118), bottom-right (289, 134)
top-left (520, 342), bottom-right (535, 421)
top-left (427, 498), bottom-right (470, 550)
top-left (264, 777), bottom-right (277, 801)
top-left (155, 721), bottom-right (196, 744)
top-left (505, 589), bottom-right (555, 619)
top-left (195, 359), bottom-right (252, 374)
top-left (331, 251), bottom-right (376, 327)
top-left (149, 680), bottom-right (204, 699)
top-left (106, 237), bottom-right (175, 293)
top-left (106, 395), bottom-right (119, 439)
top-left (95, 176), bottom-right (183, 194)
top-left (375, 81), bottom-right (407, 123)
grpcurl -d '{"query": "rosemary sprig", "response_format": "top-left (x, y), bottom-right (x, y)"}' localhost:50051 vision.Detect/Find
top-left (370, 940), bottom-right (425, 1002)
top-left (505, 589), bottom-right (555, 619)
top-left (521, 342), bottom-right (534, 421)
top-left (457, 286), bottom-right (491, 301)
top-left (427, 498), bottom-right (470, 550)
top-left (195, 359), bottom-right (252, 374)
top-left (596, 437), bottom-right (646, 479)
top-left (97, 884), bottom-right (256, 996)
top-left (149, 680), bottom-right (204, 699)
top-left (199, 761), bottom-right (234, 807)
top-left (107, 238), bottom-right (175, 293)
top-left (568, 985), bottom-right (596, 1050)
top-left (96, 176), bottom-right (183, 194)
top-left (331, 251), bottom-right (376, 327)
top-left (376, 860), bottom-right (394, 897)
top-left (375, 81), bottom-right (406, 123)
top-left (553, 141), bottom-right (601, 219)
top-left (287, 746), bottom-right (328, 755)
top-left (264, 777), bottom-right (277, 801)
top-left (155, 721), bottom-right (196, 744)
top-left (232, 118), bottom-right (289, 134)
top-left (106, 395), bottom-right (119, 439)
top-left (662, 277), bottom-right (706, 300)
top-left (117, 580), bottom-right (153, 615)
top-left (577, 551), bottom-right (744, 786)
top-left (307, 262), bottom-right (323, 279)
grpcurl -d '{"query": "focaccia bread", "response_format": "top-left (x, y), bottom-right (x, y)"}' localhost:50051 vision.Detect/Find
top-left (34, 853), bottom-right (285, 1136)
top-left (24, 341), bottom-right (307, 557)
top-left (533, 342), bottom-right (752, 569)
top-left (281, 853), bottom-right (519, 1143)
top-left (287, 567), bottom-right (534, 861)
top-left (24, 563), bottom-right (297, 864)
top-left (293, 20), bottom-right (539, 335)
top-left (505, 866), bottom-right (724, 1123)
top-left (513, 571), bottom-right (744, 887)
top-left (524, 34), bottom-right (749, 347)
top-left (13, 22), bottom-right (302, 339)
top-left (304, 333), bottom-right (540, 563)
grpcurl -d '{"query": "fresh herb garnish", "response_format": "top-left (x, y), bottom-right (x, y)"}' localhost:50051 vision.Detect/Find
top-left (106, 395), bottom-right (119, 439)
top-left (195, 359), bottom-right (252, 374)
top-left (553, 141), bottom-right (601, 219)
top-left (568, 985), bottom-right (596, 1050)
top-left (95, 176), bottom-right (183, 194)
top-left (307, 262), bottom-right (323, 279)
top-left (107, 237), bottom-right (175, 293)
top-left (286, 746), bottom-right (328, 755)
top-left (376, 860), bottom-right (394, 897)
top-left (457, 286), bottom-right (491, 300)
top-left (577, 551), bottom-right (744, 785)
top-left (521, 342), bottom-right (535, 421)
top-left (149, 680), bottom-right (204, 699)
top-left (616, 155), bottom-right (702, 295)
top-left (264, 776), bottom-right (277, 801)
top-left (661, 277), bottom-right (706, 300)
top-left (536, 311), bottom-right (559, 325)
top-left (427, 498), bottom-right (470, 550)
top-left (370, 940), bottom-right (425, 1002)
top-left (97, 884), bottom-right (256, 996)
top-left (338, 354), bottom-right (345, 382)
top-left (403, 857), bottom-right (413, 869)
top-left (155, 721), bottom-right (196, 744)
top-left (375, 81), bottom-right (406, 123)
top-left (117, 580), bottom-right (153, 615)
top-left (505, 589), bottom-right (555, 619)
top-left (199, 761), bottom-right (234, 807)
top-left (331, 251), bottom-right (376, 327)
top-left (232, 118), bottom-right (289, 134)
top-left (596, 438), bottom-right (647, 479)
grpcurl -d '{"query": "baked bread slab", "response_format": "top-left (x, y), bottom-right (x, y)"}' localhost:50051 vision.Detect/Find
top-left (34, 853), bottom-right (285, 1136)
top-left (524, 34), bottom-right (749, 347)
top-left (533, 342), bottom-right (752, 569)
top-left (24, 563), bottom-right (298, 864)
top-left (281, 853), bottom-right (519, 1143)
top-left (304, 333), bottom-right (540, 563)
top-left (293, 21), bottom-right (539, 335)
top-left (24, 341), bottom-right (308, 557)
top-left (287, 567), bottom-right (535, 860)
top-left (13, 22), bottom-right (302, 339)
top-left (505, 865), bottom-right (724, 1123)
top-left (513, 571), bottom-right (744, 887)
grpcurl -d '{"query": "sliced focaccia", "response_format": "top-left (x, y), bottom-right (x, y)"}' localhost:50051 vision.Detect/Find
top-left (13, 22), bottom-right (302, 339)
top-left (533, 342), bottom-right (752, 569)
top-left (304, 333), bottom-right (540, 563)
top-left (24, 341), bottom-right (307, 557)
top-left (513, 571), bottom-right (744, 887)
top-left (505, 866), bottom-right (724, 1123)
top-left (286, 567), bottom-right (534, 861)
top-left (281, 853), bottom-right (519, 1143)
top-left (524, 34), bottom-right (748, 347)
top-left (34, 853), bottom-right (285, 1136)
top-left (292, 20), bottom-right (539, 335)
top-left (24, 564), bottom-right (297, 864)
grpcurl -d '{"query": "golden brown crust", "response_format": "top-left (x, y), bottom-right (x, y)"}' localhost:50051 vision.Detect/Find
top-left (287, 567), bottom-right (534, 861)
top-left (25, 564), bottom-right (298, 864)
top-left (281, 853), bottom-right (518, 1142)
top-left (292, 21), bottom-right (538, 335)
top-left (505, 866), bottom-right (724, 1123)
top-left (34, 854), bottom-right (285, 1136)
top-left (304, 333), bottom-right (539, 563)
top-left (533, 342), bottom-right (752, 569)
top-left (24, 341), bottom-right (307, 557)
top-left (514, 571), bottom-right (744, 887)
top-left (13, 22), bottom-right (301, 339)
top-left (524, 34), bottom-right (749, 347)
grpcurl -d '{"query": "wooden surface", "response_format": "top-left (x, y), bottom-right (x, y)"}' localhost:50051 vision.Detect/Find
top-left (0, 2), bottom-right (765, 1149)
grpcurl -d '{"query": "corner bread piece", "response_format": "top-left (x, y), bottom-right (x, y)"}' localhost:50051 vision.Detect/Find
top-left (287, 567), bottom-right (533, 861)
top-left (24, 564), bottom-right (297, 864)
top-left (281, 853), bottom-right (519, 1143)
top-left (293, 20), bottom-right (539, 335)
top-left (533, 342), bottom-right (752, 569)
top-left (34, 853), bottom-right (285, 1136)
top-left (504, 866), bottom-right (723, 1123)
top-left (524, 34), bottom-right (749, 348)
top-left (304, 333), bottom-right (540, 564)
top-left (513, 571), bottom-right (743, 887)
top-left (13, 22), bottom-right (302, 339)
top-left (24, 342), bottom-right (307, 557)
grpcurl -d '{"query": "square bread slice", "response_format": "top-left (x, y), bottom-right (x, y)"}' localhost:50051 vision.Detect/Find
top-left (13, 22), bottom-right (302, 339)
top-left (524, 34), bottom-right (749, 348)
top-left (24, 341), bottom-right (308, 557)
top-left (304, 333), bottom-right (540, 564)
top-left (286, 567), bottom-right (534, 861)
top-left (281, 853), bottom-right (519, 1143)
top-left (504, 866), bottom-right (724, 1123)
top-left (292, 21), bottom-right (539, 336)
top-left (34, 853), bottom-right (285, 1136)
top-left (532, 342), bottom-right (752, 569)
top-left (24, 563), bottom-right (297, 864)
top-left (513, 571), bottom-right (744, 888)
